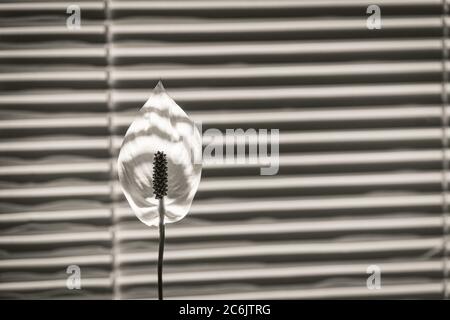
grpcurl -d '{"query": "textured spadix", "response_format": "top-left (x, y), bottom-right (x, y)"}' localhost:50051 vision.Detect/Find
top-left (117, 81), bottom-right (202, 227)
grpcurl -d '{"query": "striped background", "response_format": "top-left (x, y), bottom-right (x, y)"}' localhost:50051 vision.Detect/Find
top-left (0, 0), bottom-right (449, 299)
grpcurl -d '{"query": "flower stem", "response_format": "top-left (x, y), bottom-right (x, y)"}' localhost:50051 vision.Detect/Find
top-left (158, 198), bottom-right (165, 300)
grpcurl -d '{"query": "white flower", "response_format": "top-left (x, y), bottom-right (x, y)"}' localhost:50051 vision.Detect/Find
top-left (117, 81), bottom-right (202, 227)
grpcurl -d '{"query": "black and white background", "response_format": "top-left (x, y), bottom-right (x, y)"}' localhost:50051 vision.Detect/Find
top-left (0, 0), bottom-right (449, 300)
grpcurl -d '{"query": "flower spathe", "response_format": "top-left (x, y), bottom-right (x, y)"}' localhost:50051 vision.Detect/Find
top-left (117, 81), bottom-right (202, 227)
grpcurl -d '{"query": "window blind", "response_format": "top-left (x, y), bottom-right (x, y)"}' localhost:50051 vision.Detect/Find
top-left (0, 0), bottom-right (449, 299)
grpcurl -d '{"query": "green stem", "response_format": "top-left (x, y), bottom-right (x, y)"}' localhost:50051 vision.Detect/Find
top-left (158, 198), bottom-right (165, 300)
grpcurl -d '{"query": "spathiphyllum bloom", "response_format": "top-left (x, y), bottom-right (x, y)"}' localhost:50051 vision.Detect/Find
top-left (117, 81), bottom-right (202, 227)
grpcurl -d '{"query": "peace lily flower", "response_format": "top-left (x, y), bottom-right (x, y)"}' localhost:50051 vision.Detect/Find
top-left (117, 81), bottom-right (202, 227)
